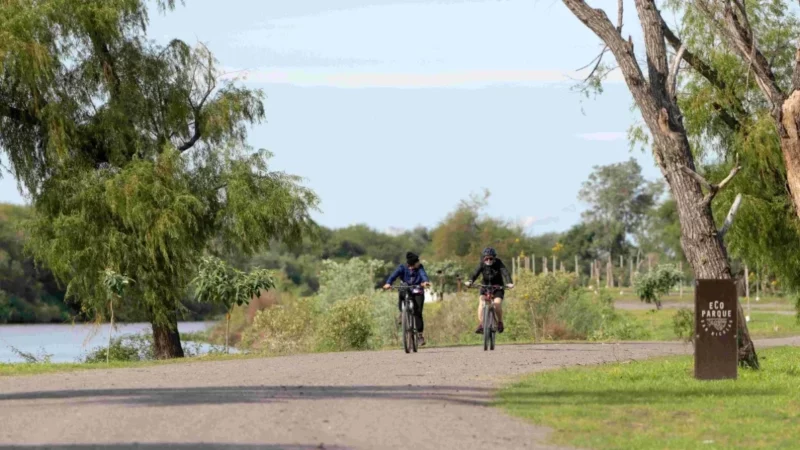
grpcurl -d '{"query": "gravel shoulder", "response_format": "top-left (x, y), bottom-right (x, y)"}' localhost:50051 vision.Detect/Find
top-left (1, 337), bottom-right (798, 450)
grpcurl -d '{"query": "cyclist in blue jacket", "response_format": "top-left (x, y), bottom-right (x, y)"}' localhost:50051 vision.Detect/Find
top-left (383, 252), bottom-right (431, 345)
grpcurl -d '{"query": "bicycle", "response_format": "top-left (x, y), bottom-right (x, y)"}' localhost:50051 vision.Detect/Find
top-left (388, 284), bottom-right (423, 354)
top-left (470, 284), bottom-right (512, 351)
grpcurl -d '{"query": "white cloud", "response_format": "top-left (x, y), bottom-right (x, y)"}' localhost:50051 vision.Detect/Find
top-left (517, 215), bottom-right (559, 229)
top-left (220, 67), bottom-right (625, 89)
top-left (383, 226), bottom-right (407, 236)
top-left (575, 131), bottom-right (628, 142)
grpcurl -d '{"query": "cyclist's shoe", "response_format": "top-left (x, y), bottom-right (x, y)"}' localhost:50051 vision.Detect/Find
top-left (418, 334), bottom-right (426, 346)
top-left (475, 325), bottom-right (484, 334)
top-left (498, 321), bottom-right (505, 333)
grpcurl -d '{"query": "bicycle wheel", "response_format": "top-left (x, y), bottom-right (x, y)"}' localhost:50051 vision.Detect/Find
top-left (411, 313), bottom-right (418, 353)
top-left (401, 306), bottom-right (410, 354)
top-left (489, 308), bottom-right (496, 351)
top-left (483, 301), bottom-right (492, 351)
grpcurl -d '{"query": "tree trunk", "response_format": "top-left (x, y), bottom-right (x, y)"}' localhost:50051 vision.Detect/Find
top-left (562, 0), bottom-right (758, 368)
top-left (780, 92), bottom-right (800, 217)
top-left (151, 312), bottom-right (184, 359)
top-left (107, 299), bottom-right (114, 364)
top-left (225, 310), bottom-right (231, 354)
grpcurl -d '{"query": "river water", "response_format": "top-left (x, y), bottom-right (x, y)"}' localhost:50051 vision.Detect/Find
top-left (0, 321), bottom-right (216, 363)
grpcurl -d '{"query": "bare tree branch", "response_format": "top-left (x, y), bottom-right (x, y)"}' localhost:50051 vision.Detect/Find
top-left (576, 1), bottom-right (624, 84)
top-left (661, 18), bottom-right (749, 132)
top-left (714, 103), bottom-right (743, 131)
top-left (634, 0), bottom-right (670, 97)
top-left (578, 47), bottom-right (610, 82)
top-left (680, 154), bottom-right (741, 206)
top-left (793, 43), bottom-right (800, 92)
top-left (178, 75), bottom-right (216, 153)
top-left (718, 193), bottom-right (743, 239)
top-left (660, 20), bottom-right (724, 87)
top-left (680, 165), bottom-right (714, 190)
top-left (715, 156), bottom-right (741, 193)
top-left (0, 104), bottom-right (39, 127)
top-left (697, 0), bottom-right (785, 111)
top-left (667, 43), bottom-right (686, 99)
top-left (562, 1), bottom-right (654, 115)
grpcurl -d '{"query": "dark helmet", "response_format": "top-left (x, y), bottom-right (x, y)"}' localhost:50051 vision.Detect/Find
top-left (482, 247), bottom-right (497, 258)
top-left (406, 251), bottom-right (420, 265)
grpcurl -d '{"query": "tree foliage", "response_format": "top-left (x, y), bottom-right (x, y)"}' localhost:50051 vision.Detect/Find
top-left (193, 255), bottom-right (274, 310)
top-left (318, 258), bottom-right (388, 305)
top-left (579, 158), bottom-right (664, 236)
top-left (661, 0), bottom-right (800, 295)
top-left (1, 0), bottom-right (318, 357)
top-left (633, 265), bottom-right (683, 309)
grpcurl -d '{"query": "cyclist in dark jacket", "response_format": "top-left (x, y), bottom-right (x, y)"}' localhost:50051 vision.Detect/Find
top-left (383, 252), bottom-right (431, 345)
top-left (464, 247), bottom-right (513, 334)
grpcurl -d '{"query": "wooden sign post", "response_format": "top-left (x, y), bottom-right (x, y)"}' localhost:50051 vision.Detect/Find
top-left (694, 279), bottom-right (738, 380)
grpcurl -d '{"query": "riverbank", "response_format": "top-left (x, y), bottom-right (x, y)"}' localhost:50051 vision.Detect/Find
top-left (0, 321), bottom-right (215, 363)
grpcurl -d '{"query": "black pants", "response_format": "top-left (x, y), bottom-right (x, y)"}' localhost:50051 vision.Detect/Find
top-left (398, 292), bottom-right (425, 333)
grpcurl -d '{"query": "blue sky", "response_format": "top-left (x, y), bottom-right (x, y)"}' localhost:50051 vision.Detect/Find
top-left (0, 0), bottom-right (664, 235)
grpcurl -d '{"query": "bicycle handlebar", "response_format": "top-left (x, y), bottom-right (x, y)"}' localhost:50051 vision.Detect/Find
top-left (468, 284), bottom-right (514, 290)
top-left (386, 284), bottom-right (426, 290)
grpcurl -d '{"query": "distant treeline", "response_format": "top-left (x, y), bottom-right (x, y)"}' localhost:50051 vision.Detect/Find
top-left (0, 160), bottom-right (692, 323)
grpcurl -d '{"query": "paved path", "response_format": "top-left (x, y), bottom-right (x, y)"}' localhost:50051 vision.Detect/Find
top-left (1, 337), bottom-right (799, 450)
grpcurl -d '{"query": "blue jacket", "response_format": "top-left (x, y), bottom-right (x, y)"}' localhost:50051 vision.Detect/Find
top-left (386, 264), bottom-right (429, 287)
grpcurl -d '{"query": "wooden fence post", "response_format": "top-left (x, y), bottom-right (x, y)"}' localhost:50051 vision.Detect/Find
top-left (745, 264), bottom-right (750, 319)
top-left (629, 257), bottom-right (634, 288)
top-left (595, 260), bottom-right (600, 286)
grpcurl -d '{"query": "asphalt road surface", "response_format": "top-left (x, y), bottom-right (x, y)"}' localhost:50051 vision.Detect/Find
top-left (2, 337), bottom-right (798, 450)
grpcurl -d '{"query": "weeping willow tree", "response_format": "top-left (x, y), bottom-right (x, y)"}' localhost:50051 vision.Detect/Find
top-left (658, 1), bottom-right (800, 307)
top-left (0, 0), bottom-right (318, 358)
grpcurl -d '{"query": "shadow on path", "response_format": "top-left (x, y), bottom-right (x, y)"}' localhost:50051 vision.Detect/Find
top-left (0, 445), bottom-right (349, 450)
top-left (0, 385), bottom-right (492, 408)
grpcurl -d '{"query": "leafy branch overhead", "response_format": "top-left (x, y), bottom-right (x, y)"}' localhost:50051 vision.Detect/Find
top-left (193, 256), bottom-right (274, 309)
top-left (102, 269), bottom-right (134, 299)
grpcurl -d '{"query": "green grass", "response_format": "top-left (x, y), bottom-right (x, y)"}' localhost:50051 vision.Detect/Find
top-left (609, 287), bottom-right (794, 305)
top-left (623, 309), bottom-right (800, 340)
top-left (0, 352), bottom-right (255, 377)
top-left (498, 346), bottom-right (800, 450)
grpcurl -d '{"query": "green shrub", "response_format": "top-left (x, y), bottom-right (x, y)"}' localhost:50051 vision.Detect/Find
top-left (83, 334), bottom-right (153, 363)
top-left (318, 295), bottom-right (375, 351)
top-left (673, 307), bottom-right (695, 343)
top-left (240, 296), bottom-right (321, 355)
top-left (558, 290), bottom-right (614, 339)
top-left (424, 293), bottom-right (480, 345)
top-left (512, 271), bottom-right (579, 341)
top-left (8, 345), bottom-right (53, 364)
top-left (371, 290), bottom-right (400, 348)
top-left (503, 298), bottom-right (535, 341)
top-left (633, 264), bottom-right (683, 309)
top-left (590, 315), bottom-right (652, 341)
top-left (318, 258), bottom-right (387, 305)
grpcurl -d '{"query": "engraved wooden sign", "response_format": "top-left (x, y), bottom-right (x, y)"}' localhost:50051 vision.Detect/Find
top-left (694, 279), bottom-right (738, 380)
